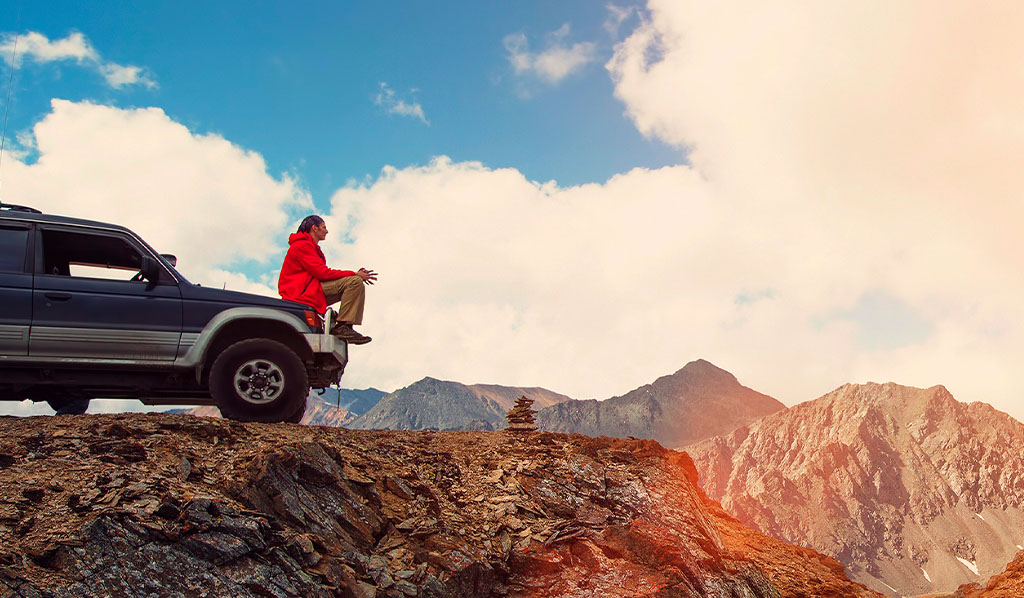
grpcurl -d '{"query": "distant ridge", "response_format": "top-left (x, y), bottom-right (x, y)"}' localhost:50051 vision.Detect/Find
top-left (348, 377), bottom-right (572, 431)
top-left (536, 359), bottom-right (785, 448)
top-left (184, 387), bottom-right (386, 426)
top-left (311, 387), bottom-right (387, 417)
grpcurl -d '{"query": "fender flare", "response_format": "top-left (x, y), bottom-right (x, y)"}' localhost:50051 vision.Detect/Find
top-left (174, 307), bottom-right (310, 381)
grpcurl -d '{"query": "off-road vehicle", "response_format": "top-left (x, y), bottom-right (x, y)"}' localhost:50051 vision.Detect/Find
top-left (0, 204), bottom-right (348, 422)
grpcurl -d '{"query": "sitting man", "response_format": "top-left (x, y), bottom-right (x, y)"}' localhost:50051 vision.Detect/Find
top-left (278, 215), bottom-right (377, 344)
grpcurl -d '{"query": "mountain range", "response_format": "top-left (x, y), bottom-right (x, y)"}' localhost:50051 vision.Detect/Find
top-left (348, 377), bottom-right (571, 430)
top-left (687, 382), bottom-right (1024, 597)
top-left (346, 359), bottom-right (785, 450)
top-left (181, 359), bottom-right (1024, 595)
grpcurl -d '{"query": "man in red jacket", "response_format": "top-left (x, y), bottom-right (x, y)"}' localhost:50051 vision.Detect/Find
top-left (278, 215), bottom-right (377, 344)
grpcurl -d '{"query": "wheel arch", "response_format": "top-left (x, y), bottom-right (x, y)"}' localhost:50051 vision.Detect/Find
top-left (195, 317), bottom-right (313, 384)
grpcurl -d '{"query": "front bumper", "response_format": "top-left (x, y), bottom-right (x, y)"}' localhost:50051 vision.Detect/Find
top-left (304, 331), bottom-right (349, 369)
top-left (303, 308), bottom-right (348, 387)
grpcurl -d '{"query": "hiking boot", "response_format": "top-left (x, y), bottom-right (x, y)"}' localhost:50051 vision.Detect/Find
top-left (331, 322), bottom-right (372, 345)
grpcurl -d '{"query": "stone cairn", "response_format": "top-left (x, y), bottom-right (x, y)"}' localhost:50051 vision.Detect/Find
top-left (505, 395), bottom-right (538, 432)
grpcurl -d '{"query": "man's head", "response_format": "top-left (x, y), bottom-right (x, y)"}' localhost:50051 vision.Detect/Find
top-left (298, 215), bottom-right (328, 243)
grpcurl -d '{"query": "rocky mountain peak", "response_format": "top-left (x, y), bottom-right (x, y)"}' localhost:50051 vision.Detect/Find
top-left (675, 358), bottom-right (739, 382)
top-left (637, 359), bottom-right (744, 400)
top-left (537, 359), bottom-right (785, 448)
top-left (824, 381), bottom-right (956, 412)
top-left (688, 382), bottom-right (1024, 597)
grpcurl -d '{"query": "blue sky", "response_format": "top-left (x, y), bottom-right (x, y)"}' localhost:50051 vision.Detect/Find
top-left (3, 2), bottom-right (1024, 423)
top-left (2, 0), bottom-right (679, 202)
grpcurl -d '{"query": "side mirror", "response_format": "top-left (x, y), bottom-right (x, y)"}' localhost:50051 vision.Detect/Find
top-left (141, 256), bottom-right (160, 282)
top-left (160, 253), bottom-right (178, 267)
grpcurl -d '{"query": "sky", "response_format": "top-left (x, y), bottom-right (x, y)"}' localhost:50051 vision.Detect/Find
top-left (2, 1), bottom-right (1024, 423)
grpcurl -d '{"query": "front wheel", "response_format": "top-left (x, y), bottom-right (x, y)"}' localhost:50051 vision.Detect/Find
top-left (284, 399), bottom-right (308, 424)
top-left (209, 339), bottom-right (309, 422)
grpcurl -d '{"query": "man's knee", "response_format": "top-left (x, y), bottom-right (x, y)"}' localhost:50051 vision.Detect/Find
top-left (343, 276), bottom-right (364, 291)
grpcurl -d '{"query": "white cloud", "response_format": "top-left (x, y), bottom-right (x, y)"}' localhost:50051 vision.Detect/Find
top-left (374, 82), bottom-right (428, 125)
top-left (3, 100), bottom-right (310, 293)
top-left (98, 63), bottom-right (155, 89)
top-left (604, 4), bottom-right (638, 37)
top-left (599, 0), bottom-right (1024, 415)
top-left (323, 157), bottom-right (852, 405)
top-left (2, 31), bottom-right (96, 63)
top-left (0, 31), bottom-right (155, 89)
top-left (504, 24), bottom-right (597, 85)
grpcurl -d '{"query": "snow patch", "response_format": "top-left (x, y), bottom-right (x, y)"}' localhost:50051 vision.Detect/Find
top-left (956, 556), bottom-right (980, 576)
top-left (976, 512), bottom-right (986, 521)
top-left (921, 567), bottom-right (931, 582)
top-left (879, 580), bottom-right (899, 593)
top-left (1018, 544), bottom-right (1023, 550)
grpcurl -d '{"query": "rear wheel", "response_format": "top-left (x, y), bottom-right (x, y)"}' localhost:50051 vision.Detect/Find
top-left (209, 339), bottom-right (308, 422)
top-left (46, 397), bottom-right (91, 415)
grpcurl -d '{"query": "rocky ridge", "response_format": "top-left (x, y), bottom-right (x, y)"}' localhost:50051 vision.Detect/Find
top-left (316, 388), bottom-right (389, 416)
top-left (536, 359), bottom-right (785, 449)
top-left (0, 413), bottom-right (879, 597)
top-left (350, 378), bottom-right (571, 431)
top-left (687, 382), bottom-right (1024, 597)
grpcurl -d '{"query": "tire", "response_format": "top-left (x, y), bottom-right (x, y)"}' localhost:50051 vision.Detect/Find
top-left (46, 397), bottom-right (91, 415)
top-left (209, 339), bottom-right (309, 422)
top-left (284, 399), bottom-right (308, 424)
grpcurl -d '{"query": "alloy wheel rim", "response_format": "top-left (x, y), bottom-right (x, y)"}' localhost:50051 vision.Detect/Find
top-left (233, 359), bottom-right (285, 404)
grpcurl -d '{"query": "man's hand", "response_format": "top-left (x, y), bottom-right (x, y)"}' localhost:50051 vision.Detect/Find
top-left (357, 268), bottom-right (378, 285)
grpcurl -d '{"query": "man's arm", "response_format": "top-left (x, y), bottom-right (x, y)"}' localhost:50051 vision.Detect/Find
top-left (292, 243), bottom-right (354, 281)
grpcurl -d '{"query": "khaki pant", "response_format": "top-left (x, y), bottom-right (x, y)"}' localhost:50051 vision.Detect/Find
top-left (322, 276), bottom-right (365, 324)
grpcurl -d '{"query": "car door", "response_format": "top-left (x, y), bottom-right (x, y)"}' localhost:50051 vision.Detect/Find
top-left (0, 221), bottom-right (32, 356)
top-left (29, 225), bottom-right (183, 361)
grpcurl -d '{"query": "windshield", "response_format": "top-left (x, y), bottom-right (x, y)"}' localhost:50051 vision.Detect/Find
top-left (161, 259), bottom-right (191, 284)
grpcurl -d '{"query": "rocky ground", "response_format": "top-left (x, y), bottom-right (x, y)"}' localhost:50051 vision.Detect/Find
top-left (0, 413), bottom-right (879, 598)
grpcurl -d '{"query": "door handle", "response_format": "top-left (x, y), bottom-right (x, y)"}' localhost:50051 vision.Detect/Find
top-left (44, 292), bottom-right (73, 301)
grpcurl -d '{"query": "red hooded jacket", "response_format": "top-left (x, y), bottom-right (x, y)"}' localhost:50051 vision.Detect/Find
top-left (278, 232), bottom-right (354, 313)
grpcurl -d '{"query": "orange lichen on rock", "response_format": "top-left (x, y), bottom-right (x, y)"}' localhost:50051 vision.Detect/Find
top-left (954, 549), bottom-right (1024, 598)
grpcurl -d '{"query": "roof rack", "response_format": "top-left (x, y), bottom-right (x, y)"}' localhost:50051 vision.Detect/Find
top-left (0, 203), bottom-right (42, 214)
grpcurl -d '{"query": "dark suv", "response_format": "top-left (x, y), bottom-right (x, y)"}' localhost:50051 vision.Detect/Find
top-left (0, 204), bottom-right (348, 422)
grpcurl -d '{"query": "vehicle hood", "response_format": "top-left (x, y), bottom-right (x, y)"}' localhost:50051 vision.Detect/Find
top-left (180, 283), bottom-right (310, 310)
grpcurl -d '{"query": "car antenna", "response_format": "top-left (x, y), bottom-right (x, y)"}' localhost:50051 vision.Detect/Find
top-left (0, 31), bottom-right (20, 208)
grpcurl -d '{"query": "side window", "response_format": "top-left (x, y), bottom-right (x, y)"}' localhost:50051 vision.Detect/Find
top-left (0, 226), bottom-right (29, 273)
top-left (39, 228), bottom-right (145, 281)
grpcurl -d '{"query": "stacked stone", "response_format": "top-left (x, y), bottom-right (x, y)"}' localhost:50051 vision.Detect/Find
top-left (505, 395), bottom-right (538, 432)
